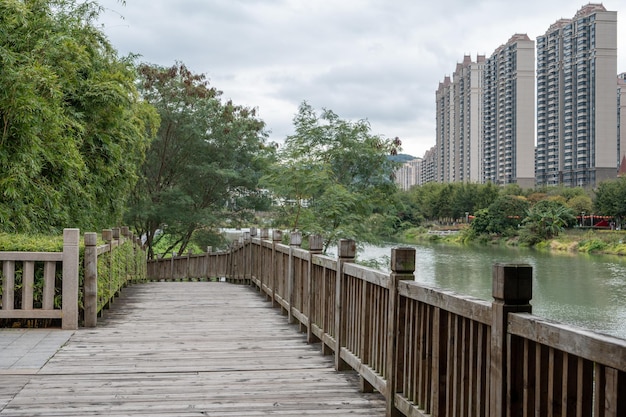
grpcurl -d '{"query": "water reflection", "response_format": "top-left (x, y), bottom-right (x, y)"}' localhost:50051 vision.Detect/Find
top-left (358, 243), bottom-right (626, 340)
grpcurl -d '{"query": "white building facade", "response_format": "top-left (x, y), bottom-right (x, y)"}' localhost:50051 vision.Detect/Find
top-left (395, 158), bottom-right (423, 191)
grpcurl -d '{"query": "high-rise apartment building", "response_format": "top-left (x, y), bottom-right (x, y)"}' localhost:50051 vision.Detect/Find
top-left (483, 34), bottom-right (536, 188)
top-left (536, 4), bottom-right (618, 187)
top-left (618, 73), bottom-right (626, 166)
top-left (395, 158), bottom-right (423, 191)
top-left (435, 55), bottom-right (484, 183)
top-left (435, 40), bottom-right (534, 187)
top-left (454, 55), bottom-right (485, 183)
top-left (435, 76), bottom-right (454, 183)
top-left (421, 146), bottom-right (437, 184)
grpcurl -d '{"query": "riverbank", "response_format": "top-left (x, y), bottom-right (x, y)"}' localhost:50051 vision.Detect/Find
top-left (397, 226), bottom-right (626, 257)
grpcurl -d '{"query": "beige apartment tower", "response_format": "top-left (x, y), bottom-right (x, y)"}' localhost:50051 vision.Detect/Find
top-left (617, 72), bottom-right (626, 167)
top-left (435, 37), bottom-right (534, 187)
top-left (483, 34), bottom-right (536, 187)
top-left (536, 4), bottom-right (618, 187)
top-left (435, 55), bottom-right (485, 183)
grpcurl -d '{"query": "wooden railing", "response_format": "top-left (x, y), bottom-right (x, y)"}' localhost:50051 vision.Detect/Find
top-left (147, 228), bottom-right (626, 416)
top-left (0, 227), bottom-right (146, 330)
top-left (146, 247), bottom-right (230, 282)
top-left (0, 229), bottom-right (79, 330)
top-left (83, 227), bottom-right (147, 327)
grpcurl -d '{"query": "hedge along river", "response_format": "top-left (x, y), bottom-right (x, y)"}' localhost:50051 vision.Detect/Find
top-left (353, 242), bottom-right (626, 340)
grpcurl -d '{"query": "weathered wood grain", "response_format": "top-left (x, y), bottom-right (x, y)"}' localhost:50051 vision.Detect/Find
top-left (0, 282), bottom-right (385, 416)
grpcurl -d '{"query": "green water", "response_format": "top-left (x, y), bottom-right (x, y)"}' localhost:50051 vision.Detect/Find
top-left (360, 243), bottom-right (626, 340)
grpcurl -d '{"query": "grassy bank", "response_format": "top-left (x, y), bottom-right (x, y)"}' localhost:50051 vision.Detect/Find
top-left (397, 226), bottom-right (626, 257)
top-left (541, 229), bottom-right (626, 256)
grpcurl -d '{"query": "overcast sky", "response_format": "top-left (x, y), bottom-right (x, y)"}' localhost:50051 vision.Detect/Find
top-left (96, 0), bottom-right (626, 157)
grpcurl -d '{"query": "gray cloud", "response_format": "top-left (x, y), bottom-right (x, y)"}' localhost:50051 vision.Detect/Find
top-left (98, 0), bottom-right (626, 157)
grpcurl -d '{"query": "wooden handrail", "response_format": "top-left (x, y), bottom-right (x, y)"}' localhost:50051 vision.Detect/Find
top-left (0, 228), bottom-right (79, 329)
top-left (0, 226), bottom-right (148, 330)
top-left (82, 228), bottom-right (146, 327)
top-left (145, 233), bottom-right (626, 416)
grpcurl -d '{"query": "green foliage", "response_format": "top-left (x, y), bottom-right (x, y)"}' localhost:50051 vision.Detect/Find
top-left (261, 101), bottom-right (401, 251)
top-left (0, 233), bottom-right (64, 252)
top-left (469, 208), bottom-right (492, 235)
top-left (399, 182), bottom-right (499, 225)
top-left (594, 178), bottom-right (626, 222)
top-left (545, 185), bottom-right (587, 201)
top-left (151, 231), bottom-right (205, 258)
top-left (567, 194), bottom-right (593, 214)
top-left (471, 195), bottom-right (529, 236)
top-left (189, 229), bottom-right (228, 253)
top-left (519, 200), bottom-right (576, 245)
top-left (395, 227), bottom-right (428, 242)
top-left (578, 238), bottom-right (608, 253)
top-left (499, 183), bottom-right (525, 196)
top-left (0, 230), bottom-right (145, 327)
top-left (95, 240), bottom-right (143, 312)
top-left (0, 232), bottom-right (66, 326)
top-left (126, 62), bottom-right (274, 259)
top-left (0, 0), bottom-right (158, 233)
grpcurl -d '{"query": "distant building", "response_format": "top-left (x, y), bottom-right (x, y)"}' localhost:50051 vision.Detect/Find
top-left (454, 55), bottom-right (485, 183)
top-left (618, 73), bottom-right (626, 171)
top-left (435, 36), bottom-right (534, 187)
top-left (395, 158), bottom-right (423, 190)
top-left (421, 146), bottom-right (438, 184)
top-left (436, 76), bottom-right (454, 183)
top-left (535, 4), bottom-right (618, 187)
top-left (436, 55), bottom-right (485, 183)
top-left (483, 34), bottom-right (535, 188)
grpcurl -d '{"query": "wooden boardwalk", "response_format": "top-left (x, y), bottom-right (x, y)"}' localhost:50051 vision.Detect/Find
top-left (0, 282), bottom-right (386, 416)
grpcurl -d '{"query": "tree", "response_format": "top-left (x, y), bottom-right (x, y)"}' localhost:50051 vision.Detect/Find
top-left (126, 63), bottom-right (274, 258)
top-left (594, 178), bottom-right (626, 226)
top-left (261, 102), bottom-right (401, 252)
top-left (566, 194), bottom-right (593, 215)
top-left (0, 0), bottom-right (157, 233)
top-left (403, 182), bottom-right (443, 221)
top-left (470, 195), bottom-right (529, 236)
top-left (520, 200), bottom-right (575, 245)
top-left (400, 182), bottom-right (499, 225)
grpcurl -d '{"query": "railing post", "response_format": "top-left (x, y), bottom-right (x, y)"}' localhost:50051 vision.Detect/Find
top-left (243, 231), bottom-right (251, 284)
top-left (130, 234), bottom-right (136, 282)
top-left (249, 228), bottom-right (257, 286)
top-left (490, 263), bottom-right (533, 417)
top-left (307, 234), bottom-right (324, 344)
top-left (271, 230), bottom-right (283, 307)
top-left (204, 246), bottom-right (213, 281)
top-left (288, 231), bottom-right (302, 324)
top-left (84, 232), bottom-right (98, 328)
top-left (171, 252), bottom-right (177, 281)
top-left (121, 227), bottom-right (130, 285)
top-left (226, 243), bottom-right (233, 282)
top-left (335, 238), bottom-right (356, 371)
top-left (260, 228), bottom-right (269, 295)
top-left (385, 247), bottom-right (416, 416)
top-left (186, 249), bottom-right (192, 281)
top-left (102, 229), bottom-right (112, 307)
top-left (112, 227), bottom-right (121, 292)
top-left (62, 228), bottom-right (80, 330)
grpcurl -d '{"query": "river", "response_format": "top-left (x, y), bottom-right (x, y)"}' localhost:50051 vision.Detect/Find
top-left (354, 242), bottom-right (626, 340)
top-left (227, 229), bottom-right (626, 340)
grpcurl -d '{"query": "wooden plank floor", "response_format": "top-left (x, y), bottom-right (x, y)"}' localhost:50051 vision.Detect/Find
top-left (0, 282), bottom-right (386, 416)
